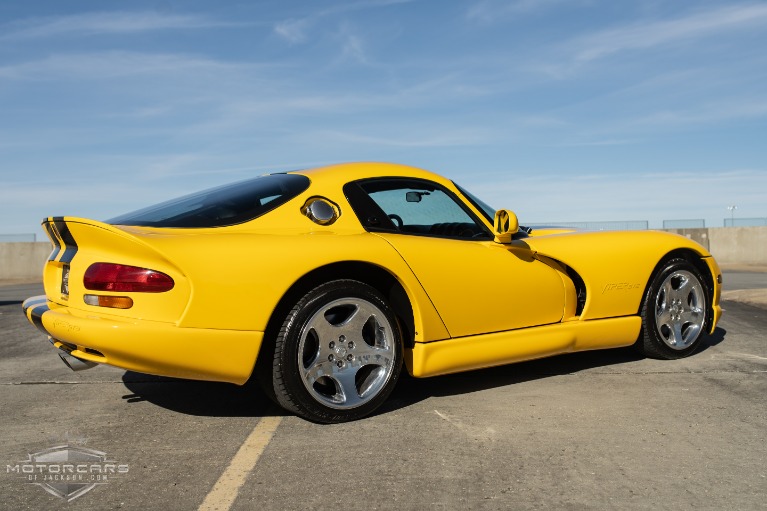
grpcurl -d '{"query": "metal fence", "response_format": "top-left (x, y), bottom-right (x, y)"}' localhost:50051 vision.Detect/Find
top-left (724, 217), bottom-right (767, 227)
top-left (663, 219), bottom-right (705, 229)
top-left (0, 233), bottom-right (36, 242)
top-left (526, 220), bottom-right (649, 231)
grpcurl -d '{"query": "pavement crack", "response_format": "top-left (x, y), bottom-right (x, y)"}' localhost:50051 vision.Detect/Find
top-left (434, 409), bottom-right (496, 441)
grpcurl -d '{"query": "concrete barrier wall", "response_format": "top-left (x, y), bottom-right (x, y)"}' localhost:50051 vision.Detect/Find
top-left (0, 242), bottom-right (51, 281)
top-left (662, 228), bottom-right (711, 251)
top-left (708, 227), bottom-right (767, 266)
top-left (663, 226), bottom-right (767, 266)
top-left (1, 226), bottom-right (766, 282)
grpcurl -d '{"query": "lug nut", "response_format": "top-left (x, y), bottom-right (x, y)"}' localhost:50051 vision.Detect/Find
top-left (346, 354), bottom-right (353, 361)
top-left (336, 360), bottom-right (344, 368)
top-left (329, 341), bottom-right (335, 349)
top-left (328, 354), bottom-right (334, 361)
top-left (339, 335), bottom-right (346, 342)
top-left (348, 341), bottom-right (355, 349)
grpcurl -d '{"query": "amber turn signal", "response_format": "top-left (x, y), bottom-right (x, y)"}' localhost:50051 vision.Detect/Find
top-left (83, 294), bottom-right (134, 309)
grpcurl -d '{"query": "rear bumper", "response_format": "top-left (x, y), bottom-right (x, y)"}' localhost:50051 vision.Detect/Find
top-left (22, 296), bottom-right (262, 385)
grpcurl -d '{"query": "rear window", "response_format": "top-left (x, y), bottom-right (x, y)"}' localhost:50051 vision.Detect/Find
top-left (108, 174), bottom-right (310, 228)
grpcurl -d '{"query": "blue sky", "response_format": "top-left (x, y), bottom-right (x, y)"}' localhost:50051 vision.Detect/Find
top-left (1, 0), bottom-right (766, 236)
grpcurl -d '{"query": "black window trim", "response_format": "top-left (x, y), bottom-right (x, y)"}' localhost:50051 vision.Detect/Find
top-left (343, 177), bottom-right (493, 241)
top-left (453, 181), bottom-right (495, 224)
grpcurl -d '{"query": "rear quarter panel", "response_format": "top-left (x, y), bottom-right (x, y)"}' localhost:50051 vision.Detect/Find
top-left (139, 230), bottom-right (451, 342)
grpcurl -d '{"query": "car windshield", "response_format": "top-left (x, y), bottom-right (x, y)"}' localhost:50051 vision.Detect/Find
top-left (108, 173), bottom-right (310, 228)
top-left (454, 183), bottom-right (495, 223)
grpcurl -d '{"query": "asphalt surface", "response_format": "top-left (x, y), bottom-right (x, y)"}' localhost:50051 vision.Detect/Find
top-left (1, 274), bottom-right (765, 510)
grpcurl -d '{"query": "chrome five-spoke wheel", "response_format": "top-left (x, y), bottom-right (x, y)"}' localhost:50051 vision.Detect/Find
top-left (299, 297), bottom-right (396, 409)
top-left (273, 280), bottom-right (403, 423)
top-left (638, 258), bottom-right (709, 359)
top-left (654, 270), bottom-right (706, 350)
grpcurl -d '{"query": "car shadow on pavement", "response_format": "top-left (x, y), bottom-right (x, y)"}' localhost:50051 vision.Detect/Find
top-left (694, 326), bottom-right (726, 352)
top-left (377, 326), bottom-right (728, 417)
top-left (121, 372), bottom-right (279, 418)
top-left (120, 327), bottom-right (726, 421)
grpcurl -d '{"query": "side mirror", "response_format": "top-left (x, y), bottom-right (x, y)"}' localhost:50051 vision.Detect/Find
top-left (493, 209), bottom-right (519, 244)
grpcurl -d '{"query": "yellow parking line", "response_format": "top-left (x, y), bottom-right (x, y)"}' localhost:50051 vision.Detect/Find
top-left (198, 414), bottom-right (283, 511)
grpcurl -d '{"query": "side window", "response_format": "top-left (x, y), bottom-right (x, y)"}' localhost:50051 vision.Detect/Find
top-left (345, 179), bottom-right (491, 240)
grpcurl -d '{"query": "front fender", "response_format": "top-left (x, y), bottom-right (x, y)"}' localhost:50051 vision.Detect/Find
top-left (527, 231), bottom-right (710, 320)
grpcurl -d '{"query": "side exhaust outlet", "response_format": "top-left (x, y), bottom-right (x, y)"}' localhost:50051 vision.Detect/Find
top-left (58, 351), bottom-right (97, 372)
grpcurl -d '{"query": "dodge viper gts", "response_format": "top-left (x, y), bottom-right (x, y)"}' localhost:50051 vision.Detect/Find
top-left (22, 162), bottom-right (722, 423)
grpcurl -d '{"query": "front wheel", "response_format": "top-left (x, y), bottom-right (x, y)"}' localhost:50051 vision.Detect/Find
top-left (637, 258), bottom-right (709, 359)
top-left (272, 280), bottom-right (403, 423)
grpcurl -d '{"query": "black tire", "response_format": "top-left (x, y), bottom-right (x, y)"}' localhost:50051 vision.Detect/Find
top-left (272, 280), bottom-right (403, 423)
top-left (637, 258), bottom-right (709, 359)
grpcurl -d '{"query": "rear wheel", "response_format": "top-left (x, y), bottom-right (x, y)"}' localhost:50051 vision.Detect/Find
top-left (272, 280), bottom-right (403, 423)
top-left (638, 258), bottom-right (709, 359)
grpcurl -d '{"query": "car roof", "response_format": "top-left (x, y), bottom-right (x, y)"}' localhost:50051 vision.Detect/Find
top-left (289, 162), bottom-right (453, 189)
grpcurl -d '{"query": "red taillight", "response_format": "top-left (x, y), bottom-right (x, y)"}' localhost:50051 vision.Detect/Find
top-left (84, 263), bottom-right (174, 293)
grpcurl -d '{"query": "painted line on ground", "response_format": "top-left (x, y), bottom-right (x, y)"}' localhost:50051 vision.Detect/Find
top-left (198, 413), bottom-right (283, 511)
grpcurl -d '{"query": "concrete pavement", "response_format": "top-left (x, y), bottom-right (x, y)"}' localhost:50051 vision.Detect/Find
top-left (1, 274), bottom-right (765, 510)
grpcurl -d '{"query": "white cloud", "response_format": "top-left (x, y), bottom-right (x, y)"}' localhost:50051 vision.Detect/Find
top-left (467, 0), bottom-right (574, 23)
top-left (0, 51), bottom-right (244, 81)
top-left (631, 98), bottom-right (767, 126)
top-left (321, 0), bottom-right (418, 17)
top-left (274, 18), bottom-right (310, 44)
top-left (0, 11), bottom-right (238, 40)
top-left (572, 3), bottom-right (767, 62)
top-left (337, 25), bottom-right (369, 64)
top-left (273, 0), bottom-right (416, 44)
top-left (310, 127), bottom-right (496, 148)
top-left (558, 139), bottom-right (638, 147)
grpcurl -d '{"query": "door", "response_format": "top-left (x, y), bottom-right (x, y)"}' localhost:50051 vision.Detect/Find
top-left (345, 178), bottom-right (565, 338)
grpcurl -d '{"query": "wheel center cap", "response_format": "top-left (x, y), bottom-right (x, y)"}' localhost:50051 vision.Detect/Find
top-left (669, 300), bottom-right (684, 318)
top-left (334, 345), bottom-right (347, 357)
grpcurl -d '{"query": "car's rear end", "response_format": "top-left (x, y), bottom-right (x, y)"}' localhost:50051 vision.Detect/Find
top-left (22, 216), bottom-right (262, 383)
top-left (22, 173), bottom-right (321, 382)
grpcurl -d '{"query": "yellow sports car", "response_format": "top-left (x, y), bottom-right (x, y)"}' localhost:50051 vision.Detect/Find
top-left (22, 162), bottom-right (722, 423)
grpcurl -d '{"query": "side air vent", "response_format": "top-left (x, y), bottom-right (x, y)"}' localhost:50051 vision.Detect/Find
top-left (566, 266), bottom-right (587, 316)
